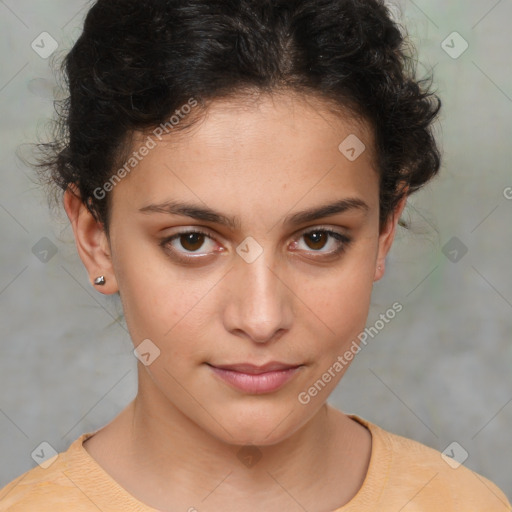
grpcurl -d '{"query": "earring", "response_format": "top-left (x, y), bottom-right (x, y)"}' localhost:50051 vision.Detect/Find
top-left (378, 266), bottom-right (382, 270)
top-left (94, 276), bottom-right (106, 286)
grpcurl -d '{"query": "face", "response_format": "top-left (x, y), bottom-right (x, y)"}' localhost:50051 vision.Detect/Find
top-left (70, 92), bottom-right (404, 446)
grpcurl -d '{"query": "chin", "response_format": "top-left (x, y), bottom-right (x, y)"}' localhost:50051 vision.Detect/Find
top-left (209, 401), bottom-right (311, 447)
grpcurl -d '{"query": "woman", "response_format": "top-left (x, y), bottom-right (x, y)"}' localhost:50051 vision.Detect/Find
top-left (1, 0), bottom-right (510, 510)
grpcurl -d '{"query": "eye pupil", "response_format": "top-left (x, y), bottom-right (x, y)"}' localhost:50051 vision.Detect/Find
top-left (181, 233), bottom-right (205, 251)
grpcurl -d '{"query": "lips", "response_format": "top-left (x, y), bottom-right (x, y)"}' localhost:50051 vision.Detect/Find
top-left (208, 362), bottom-right (300, 374)
top-left (207, 362), bottom-right (303, 394)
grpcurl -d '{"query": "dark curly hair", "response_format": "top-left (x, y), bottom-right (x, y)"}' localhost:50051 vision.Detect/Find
top-left (36, 0), bottom-right (442, 236)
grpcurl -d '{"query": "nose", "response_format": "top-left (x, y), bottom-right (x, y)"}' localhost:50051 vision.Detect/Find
top-left (222, 249), bottom-right (294, 344)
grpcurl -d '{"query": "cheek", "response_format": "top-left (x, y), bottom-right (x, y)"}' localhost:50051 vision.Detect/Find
top-left (301, 255), bottom-right (376, 350)
top-left (112, 237), bottom-right (213, 354)
top-left (291, 260), bottom-right (376, 401)
top-left (121, 280), bottom-right (215, 359)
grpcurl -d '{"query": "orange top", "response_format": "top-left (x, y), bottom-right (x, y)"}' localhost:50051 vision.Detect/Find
top-left (1, 415), bottom-right (510, 511)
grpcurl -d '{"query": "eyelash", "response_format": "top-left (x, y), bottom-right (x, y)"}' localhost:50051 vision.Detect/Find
top-left (160, 227), bottom-right (352, 263)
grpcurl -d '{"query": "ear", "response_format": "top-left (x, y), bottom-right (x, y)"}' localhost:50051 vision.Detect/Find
top-left (373, 189), bottom-right (408, 282)
top-left (63, 185), bottom-right (118, 294)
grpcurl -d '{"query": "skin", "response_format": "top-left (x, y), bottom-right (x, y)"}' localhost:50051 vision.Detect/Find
top-left (64, 91), bottom-right (407, 512)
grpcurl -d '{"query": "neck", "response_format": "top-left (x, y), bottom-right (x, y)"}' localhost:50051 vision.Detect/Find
top-left (84, 367), bottom-right (371, 511)
top-left (128, 372), bottom-right (336, 485)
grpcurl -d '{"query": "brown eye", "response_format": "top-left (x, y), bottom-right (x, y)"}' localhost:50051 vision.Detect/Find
top-left (294, 228), bottom-right (352, 258)
top-left (179, 232), bottom-right (206, 252)
top-left (160, 229), bottom-right (218, 261)
top-left (304, 231), bottom-right (329, 251)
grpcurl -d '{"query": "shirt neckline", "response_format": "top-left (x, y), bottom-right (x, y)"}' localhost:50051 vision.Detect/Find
top-left (63, 414), bottom-right (390, 511)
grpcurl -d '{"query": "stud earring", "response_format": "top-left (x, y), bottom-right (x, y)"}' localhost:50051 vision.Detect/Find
top-left (94, 276), bottom-right (106, 286)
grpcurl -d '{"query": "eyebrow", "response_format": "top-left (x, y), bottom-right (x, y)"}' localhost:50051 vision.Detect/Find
top-left (139, 197), bottom-right (369, 230)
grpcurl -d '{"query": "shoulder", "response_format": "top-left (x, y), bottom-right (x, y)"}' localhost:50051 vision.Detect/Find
top-left (0, 435), bottom-right (98, 512)
top-left (352, 415), bottom-right (512, 511)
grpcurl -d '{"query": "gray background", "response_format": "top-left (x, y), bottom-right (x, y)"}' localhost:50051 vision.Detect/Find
top-left (1, 0), bottom-right (511, 503)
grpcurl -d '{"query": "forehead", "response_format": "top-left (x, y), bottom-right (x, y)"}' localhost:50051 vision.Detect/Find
top-left (154, 91), bottom-right (374, 159)
top-left (112, 91), bottom-right (379, 215)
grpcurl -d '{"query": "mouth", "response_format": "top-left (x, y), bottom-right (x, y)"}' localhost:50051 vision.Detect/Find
top-left (208, 361), bottom-right (301, 374)
top-left (206, 362), bottom-right (303, 394)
